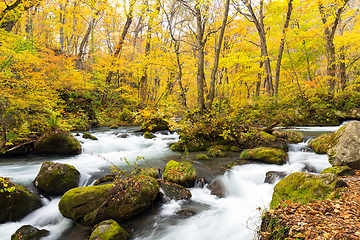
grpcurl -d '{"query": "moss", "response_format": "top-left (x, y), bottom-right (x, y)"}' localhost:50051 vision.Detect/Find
top-left (140, 168), bottom-right (158, 178)
top-left (144, 131), bottom-right (156, 139)
top-left (207, 148), bottom-right (226, 157)
top-left (270, 172), bottom-right (346, 209)
top-left (11, 225), bottom-right (50, 240)
top-left (320, 166), bottom-right (354, 176)
top-left (89, 219), bottom-right (129, 240)
top-left (260, 131), bottom-right (276, 143)
top-left (170, 140), bottom-right (210, 152)
top-left (83, 132), bottom-right (98, 140)
top-left (94, 174), bottom-right (116, 185)
top-left (0, 178), bottom-right (42, 223)
top-left (35, 131), bottom-right (81, 155)
top-left (229, 146), bottom-right (241, 152)
top-left (196, 154), bottom-right (209, 160)
top-left (240, 147), bottom-right (288, 165)
top-left (282, 130), bottom-right (303, 143)
top-left (328, 124), bottom-right (347, 149)
top-left (110, 124), bottom-right (119, 129)
top-left (308, 133), bottom-right (332, 154)
top-left (163, 160), bottom-right (196, 188)
top-left (259, 212), bottom-right (290, 240)
top-left (140, 117), bottom-right (170, 133)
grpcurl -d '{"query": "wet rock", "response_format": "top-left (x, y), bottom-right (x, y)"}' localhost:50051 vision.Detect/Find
top-left (320, 166), bottom-right (354, 176)
top-left (260, 131), bottom-right (288, 151)
top-left (117, 133), bottom-right (129, 138)
top-left (3, 140), bottom-right (36, 156)
top-left (11, 225), bottom-right (49, 240)
top-left (83, 132), bottom-right (98, 140)
top-left (59, 176), bottom-right (159, 226)
top-left (163, 160), bottom-right (196, 188)
top-left (273, 130), bottom-right (303, 144)
top-left (270, 172), bottom-right (348, 209)
top-left (60, 224), bottom-right (92, 240)
top-left (301, 163), bottom-right (318, 173)
top-left (328, 121), bottom-right (360, 169)
top-left (157, 180), bottom-right (192, 203)
top-left (176, 208), bottom-right (197, 218)
top-left (93, 174), bottom-right (117, 185)
top-left (34, 161), bottom-right (80, 196)
top-left (240, 147), bottom-right (288, 165)
top-left (206, 179), bottom-right (226, 198)
top-left (0, 177), bottom-right (42, 223)
top-left (89, 219), bottom-right (129, 240)
top-left (264, 171), bottom-right (289, 184)
top-left (34, 130), bottom-right (81, 155)
top-left (110, 125), bottom-right (119, 129)
top-left (299, 146), bottom-right (314, 153)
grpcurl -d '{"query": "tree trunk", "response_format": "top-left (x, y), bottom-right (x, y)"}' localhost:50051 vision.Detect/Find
top-left (195, 4), bottom-right (206, 111)
top-left (105, 0), bottom-right (135, 84)
top-left (206, 0), bottom-right (230, 110)
top-left (274, 0), bottom-right (293, 96)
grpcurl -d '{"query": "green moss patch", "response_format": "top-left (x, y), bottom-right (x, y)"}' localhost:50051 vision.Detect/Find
top-left (144, 131), bottom-right (156, 139)
top-left (89, 219), bottom-right (129, 240)
top-left (163, 160), bottom-right (196, 188)
top-left (240, 147), bottom-right (288, 165)
top-left (196, 154), bottom-right (209, 160)
top-left (35, 130), bottom-right (81, 155)
top-left (320, 166), bottom-right (354, 176)
top-left (83, 132), bottom-right (98, 140)
top-left (308, 133), bottom-right (332, 154)
top-left (270, 172), bottom-right (347, 209)
top-left (282, 130), bottom-right (303, 143)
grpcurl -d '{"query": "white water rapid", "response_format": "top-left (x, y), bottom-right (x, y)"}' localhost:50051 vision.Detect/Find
top-left (0, 124), bottom-right (344, 240)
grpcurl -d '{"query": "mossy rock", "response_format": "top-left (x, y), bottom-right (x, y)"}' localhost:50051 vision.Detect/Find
top-left (11, 225), bottom-right (49, 240)
top-left (308, 133), bottom-right (332, 154)
top-left (89, 219), bottom-right (129, 240)
top-left (163, 160), bottom-right (196, 188)
top-left (0, 177), bottom-right (43, 223)
top-left (143, 131), bottom-right (156, 139)
top-left (158, 180), bottom-right (192, 202)
top-left (139, 168), bottom-right (158, 178)
top-left (196, 154), bottom-right (209, 160)
top-left (240, 147), bottom-right (288, 165)
top-left (83, 132), bottom-right (98, 140)
top-left (270, 172), bottom-right (348, 209)
top-left (273, 130), bottom-right (303, 144)
top-left (207, 148), bottom-right (226, 157)
top-left (35, 131), bottom-right (81, 155)
top-left (34, 162), bottom-right (80, 196)
top-left (140, 117), bottom-right (170, 133)
top-left (320, 166), bottom-right (354, 176)
top-left (110, 125), bottom-right (119, 129)
top-left (170, 140), bottom-right (210, 152)
top-left (282, 130), bottom-right (303, 143)
top-left (229, 146), bottom-right (241, 152)
top-left (59, 175), bottom-right (159, 226)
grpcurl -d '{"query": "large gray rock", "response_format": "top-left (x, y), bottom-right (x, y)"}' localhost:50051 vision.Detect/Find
top-left (328, 121), bottom-right (360, 169)
top-left (34, 162), bottom-right (80, 196)
top-left (89, 219), bottom-right (129, 240)
top-left (158, 180), bottom-right (191, 203)
top-left (0, 177), bottom-right (42, 223)
top-left (58, 176), bottom-right (159, 226)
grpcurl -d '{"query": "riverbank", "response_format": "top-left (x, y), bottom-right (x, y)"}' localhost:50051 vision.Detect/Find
top-left (259, 170), bottom-right (360, 239)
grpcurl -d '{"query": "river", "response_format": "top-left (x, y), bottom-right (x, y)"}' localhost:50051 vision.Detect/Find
top-left (0, 124), bottom-right (343, 240)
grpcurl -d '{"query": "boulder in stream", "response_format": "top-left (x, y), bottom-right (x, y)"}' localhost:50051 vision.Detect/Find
top-left (89, 219), bottom-right (129, 240)
top-left (320, 166), bottom-right (354, 176)
top-left (206, 178), bottom-right (226, 198)
top-left (34, 161), bottom-right (80, 196)
top-left (11, 225), bottom-right (49, 240)
top-left (59, 175), bottom-right (159, 226)
top-left (83, 132), bottom-right (98, 140)
top-left (0, 177), bottom-right (43, 223)
top-left (240, 147), bottom-right (288, 165)
top-left (157, 179), bottom-right (192, 203)
top-left (163, 160), bottom-right (196, 188)
top-left (35, 130), bottom-right (81, 155)
top-left (264, 171), bottom-right (289, 184)
top-left (327, 121), bottom-right (360, 169)
top-left (273, 130), bottom-right (303, 144)
top-left (308, 133), bottom-right (332, 154)
top-left (270, 172), bottom-right (348, 209)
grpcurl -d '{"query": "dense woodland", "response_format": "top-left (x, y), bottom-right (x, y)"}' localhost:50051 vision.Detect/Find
top-left (1, 0), bottom-right (360, 150)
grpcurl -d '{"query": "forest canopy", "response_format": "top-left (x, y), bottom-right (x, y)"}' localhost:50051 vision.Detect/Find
top-left (1, 0), bottom-right (360, 149)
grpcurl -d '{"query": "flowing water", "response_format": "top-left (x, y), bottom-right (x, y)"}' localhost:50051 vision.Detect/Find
top-left (0, 124), bottom-right (345, 240)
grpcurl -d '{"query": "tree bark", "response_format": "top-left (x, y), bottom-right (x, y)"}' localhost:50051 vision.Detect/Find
top-left (105, 0), bottom-right (135, 84)
top-left (206, 0), bottom-right (230, 110)
top-left (274, 0), bottom-right (293, 96)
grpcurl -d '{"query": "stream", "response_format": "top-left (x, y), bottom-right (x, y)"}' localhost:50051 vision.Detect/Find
top-left (0, 124), bottom-right (343, 240)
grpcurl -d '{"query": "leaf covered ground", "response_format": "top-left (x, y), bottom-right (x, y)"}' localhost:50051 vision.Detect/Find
top-left (260, 170), bottom-right (360, 239)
